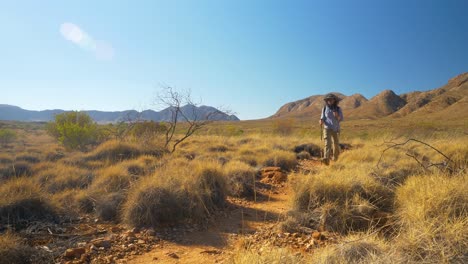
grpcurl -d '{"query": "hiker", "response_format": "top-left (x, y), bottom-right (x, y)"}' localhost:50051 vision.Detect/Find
top-left (319, 93), bottom-right (343, 165)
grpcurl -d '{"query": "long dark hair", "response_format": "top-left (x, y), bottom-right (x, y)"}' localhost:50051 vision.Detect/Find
top-left (325, 98), bottom-right (339, 111)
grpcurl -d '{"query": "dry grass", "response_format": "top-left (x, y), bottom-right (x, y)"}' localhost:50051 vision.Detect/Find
top-left (123, 159), bottom-right (227, 227)
top-left (85, 140), bottom-right (165, 163)
top-left (261, 149), bottom-right (298, 171)
top-left (0, 178), bottom-right (57, 227)
top-left (0, 232), bottom-right (52, 264)
top-left (290, 168), bottom-right (393, 233)
top-left (228, 246), bottom-right (305, 264)
top-left (0, 121), bottom-right (466, 263)
top-left (223, 160), bottom-right (257, 198)
top-left (311, 233), bottom-right (396, 264)
top-left (36, 164), bottom-right (93, 193)
top-left (394, 173), bottom-right (468, 263)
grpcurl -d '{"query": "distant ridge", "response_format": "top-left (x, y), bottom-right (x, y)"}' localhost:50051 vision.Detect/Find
top-left (0, 104), bottom-right (240, 123)
top-left (271, 72), bottom-right (468, 120)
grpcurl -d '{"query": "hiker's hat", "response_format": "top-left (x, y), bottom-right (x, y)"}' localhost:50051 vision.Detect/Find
top-left (323, 93), bottom-right (340, 101)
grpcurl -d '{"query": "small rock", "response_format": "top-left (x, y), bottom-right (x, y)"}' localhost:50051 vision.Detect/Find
top-left (91, 238), bottom-right (112, 249)
top-left (146, 228), bottom-right (156, 236)
top-left (166, 252), bottom-right (179, 259)
top-left (137, 239), bottom-right (146, 245)
top-left (64, 247), bottom-right (86, 259)
top-left (111, 226), bottom-right (122, 233)
top-left (312, 231), bottom-right (325, 241)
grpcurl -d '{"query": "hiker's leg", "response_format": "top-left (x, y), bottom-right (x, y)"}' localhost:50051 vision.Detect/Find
top-left (323, 128), bottom-right (332, 163)
top-left (332, 130), bottom-right (340, 161)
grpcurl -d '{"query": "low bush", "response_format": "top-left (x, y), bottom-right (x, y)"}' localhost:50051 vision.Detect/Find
top-left (46, 111), bottom-right (101, 150)
top-left (0, 129), bottom-right (17, 146)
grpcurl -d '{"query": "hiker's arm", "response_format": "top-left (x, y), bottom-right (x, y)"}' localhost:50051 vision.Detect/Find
top-left (319, 109), bottom-right (325, 125)
top-left (338, 108), bottom-right (343, 122)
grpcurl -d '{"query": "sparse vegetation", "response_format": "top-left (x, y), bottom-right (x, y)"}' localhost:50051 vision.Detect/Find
top-left (0, 118), bottom-right (466, 263)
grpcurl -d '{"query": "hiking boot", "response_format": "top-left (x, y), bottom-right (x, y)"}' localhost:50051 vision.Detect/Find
top-left (321, 158), bottom-right (330, 166)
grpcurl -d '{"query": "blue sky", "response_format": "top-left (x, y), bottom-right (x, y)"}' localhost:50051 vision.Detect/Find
top-left (1, 0), bottom-right (467, 120)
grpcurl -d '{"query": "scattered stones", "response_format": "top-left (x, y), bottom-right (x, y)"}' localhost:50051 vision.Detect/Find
top-left (260, 167), bottom-right (287, 183)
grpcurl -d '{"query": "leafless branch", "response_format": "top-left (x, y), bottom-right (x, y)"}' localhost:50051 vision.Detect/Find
top-left (377, 138), bottom-right (456, 173)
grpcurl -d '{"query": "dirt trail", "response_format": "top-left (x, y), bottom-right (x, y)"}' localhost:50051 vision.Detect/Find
top-left (129, 184), bottom-right (292, 264)
top-left (130, 160), bottom-right (323, 264)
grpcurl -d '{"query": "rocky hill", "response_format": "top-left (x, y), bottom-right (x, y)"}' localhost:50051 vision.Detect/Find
top-left (271, 72), bottom-right (468, 120)
top-left (0, 104), bottom-right (239, 123)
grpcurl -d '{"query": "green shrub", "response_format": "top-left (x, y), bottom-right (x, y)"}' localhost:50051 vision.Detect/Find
top-left (129, 121), bottom-right (166, 139)
top-left (0, 129), bottom-right (17, 146)
top-left (46, 111), bottom-right (100, 150)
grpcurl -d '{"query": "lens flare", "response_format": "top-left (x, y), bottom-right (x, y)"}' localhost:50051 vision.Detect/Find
top-left (59, 22), bottom-right (114, 60)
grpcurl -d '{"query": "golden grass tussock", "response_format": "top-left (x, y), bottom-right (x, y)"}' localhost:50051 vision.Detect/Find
top-left (0, 232), bottom-right (52, 264)
top-left (87, 164), bottom-right (139, 221)
top-left (261, 149), bottom-right (298, 171)
top-left (223, 160), bottom-right (257, 198)
top-left (36, 164), bottom-right (93, 193)
top-left (90, 164), bottom-right (136, 194)
top-left (123, 159), bottom-right (227, 228)
top-left (0, 178), bottom-right (57, 226)
top-left (51, 189), bottom-right (94, 216)
top-left (394, 173), bottom-right (468, 263)
top-left (290, 167), bottom-right (394, 233)
top-left (311, 233), bottom-right (396, 264)
top-left (228, 246), bottom-right (305, 264)
top-left (85, 140), bottom-right (165, 163)
top-left (0, 161), bottom-right (33, 181)
top-left (15, 152), bottom-right (41, 163)
top-left (0, 153), bottom-right (13, 164)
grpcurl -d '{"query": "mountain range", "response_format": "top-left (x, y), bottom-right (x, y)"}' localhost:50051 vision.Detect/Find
top-left (0, 104), bottom-right (239, 123)
top-left (271, 72), bottom-right (468, 120)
